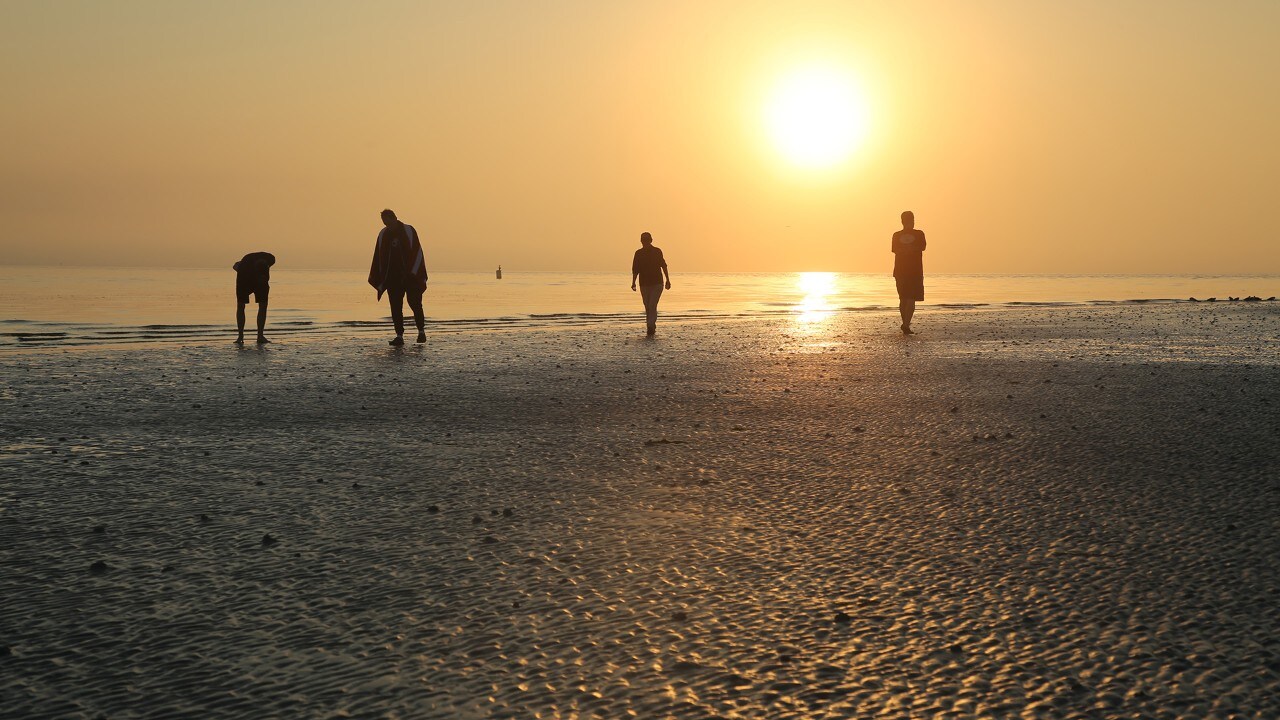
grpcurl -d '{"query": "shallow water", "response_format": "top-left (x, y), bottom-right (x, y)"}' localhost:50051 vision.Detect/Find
top-left (1, 266), bottom-right (1275, 348)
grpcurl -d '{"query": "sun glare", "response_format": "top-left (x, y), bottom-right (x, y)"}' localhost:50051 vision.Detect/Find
top-left (765, 67), bottom-right (868, 169)
top-left (796, 271), bottom-right (837, 324)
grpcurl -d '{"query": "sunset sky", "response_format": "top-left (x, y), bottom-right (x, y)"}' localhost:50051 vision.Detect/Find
top-left (2, 0), bottom-right (1277, 274)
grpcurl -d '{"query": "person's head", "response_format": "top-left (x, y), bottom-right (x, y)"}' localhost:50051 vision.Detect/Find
top-left (381, 208), bottom-right (398, 227)
top-left (901, 211), bottom-right (915, 230)
top-left (640, 231), bottom-right (653, 247)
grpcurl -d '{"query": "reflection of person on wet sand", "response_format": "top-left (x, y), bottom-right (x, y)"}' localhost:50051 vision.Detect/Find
top-left (368, 209), bottom-right (428, 346)
top-left (891, 211), bottom-right (927, 335)
top-left (631, 232), bottom-right (671, 337)
top-left (233, 251), bottom-right (275, 344)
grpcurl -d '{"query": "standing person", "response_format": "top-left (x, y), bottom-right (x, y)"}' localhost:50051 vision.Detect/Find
top-left (368, 209), bottom-right (428, 346)
top-left (233, 251), bottom-right (275, 344)
top-left (631, 231), bottom-right (671, 337)
top-left (891, 211), bottom-right (927, 335)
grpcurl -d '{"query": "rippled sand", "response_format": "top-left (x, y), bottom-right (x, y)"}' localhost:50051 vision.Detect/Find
top-left (2, 303), bottom-right (1278, 718)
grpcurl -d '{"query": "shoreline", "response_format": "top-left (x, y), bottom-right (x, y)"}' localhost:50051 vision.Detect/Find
top-left (3, 297), bottom-right (1278, 352)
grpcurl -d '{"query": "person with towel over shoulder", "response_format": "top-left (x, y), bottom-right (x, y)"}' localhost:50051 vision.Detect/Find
top-left (368, 208), bottom-right (428, 346)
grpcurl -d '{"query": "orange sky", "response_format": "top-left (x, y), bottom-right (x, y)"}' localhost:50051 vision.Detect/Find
top-left (2, 0), bottom-right (1277, 273)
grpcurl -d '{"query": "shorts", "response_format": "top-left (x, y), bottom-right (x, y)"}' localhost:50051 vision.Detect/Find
top-left (236, 276), bottom-right (269, 305)
top-left (895, 275), bottom-right (924, 302)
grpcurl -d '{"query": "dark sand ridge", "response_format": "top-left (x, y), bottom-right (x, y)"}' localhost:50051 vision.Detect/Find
top-left (1, 303), bottom-right (1278, 718)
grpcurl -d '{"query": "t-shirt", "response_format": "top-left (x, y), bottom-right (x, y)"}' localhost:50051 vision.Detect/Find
top-left (632, 246), bottom-right (667, 286)
top-left (891, 230), bottom-right (926, 278)
top-left (234, 252), bottom-right (275, 283)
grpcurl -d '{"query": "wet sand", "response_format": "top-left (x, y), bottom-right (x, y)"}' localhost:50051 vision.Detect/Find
top-left (2, 303), bottom-right (1279, 718)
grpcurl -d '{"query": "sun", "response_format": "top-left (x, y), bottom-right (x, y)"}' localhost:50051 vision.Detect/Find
top-left (765, 67), bottom-right (869, 169)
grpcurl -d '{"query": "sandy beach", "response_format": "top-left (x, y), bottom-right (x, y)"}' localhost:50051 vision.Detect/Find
top-left (2, 302), bottom-right (1278, 719)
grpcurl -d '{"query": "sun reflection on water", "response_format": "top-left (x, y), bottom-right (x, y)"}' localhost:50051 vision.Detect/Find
top-left (795, 272), bottom-right (837, 326)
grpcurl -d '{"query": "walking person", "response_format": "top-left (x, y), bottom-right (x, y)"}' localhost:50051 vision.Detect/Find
top-left (631, 232), bottom-right (671, 337)
top-left (233, 251), bottom-right (275, 344)
top-left (891, 211), bottom-right (926, 334)
top-left (368, 208), bottom-right (428, 346)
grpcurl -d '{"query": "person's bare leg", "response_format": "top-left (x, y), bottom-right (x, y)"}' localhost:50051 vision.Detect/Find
top-left (389, 289), bottom-right (405, 345)
top-left (235, 303), bottom-right (246, 344)
top-left (900, 300), bottom-right (916, 334)
top-left (408, 290), bottom-right (426, 343)
top-left (641, 284), bottom-right (661, 336)
top-left (256, 299), bottom-right (270, 343)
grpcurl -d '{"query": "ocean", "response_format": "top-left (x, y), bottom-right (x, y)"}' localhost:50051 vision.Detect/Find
top-left (1, 266), bottom-right (1275, 348)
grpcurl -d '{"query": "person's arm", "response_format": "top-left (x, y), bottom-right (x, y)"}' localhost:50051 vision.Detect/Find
top-left (661, 252), bottom-right (671, 289)
top-left (631, 252), bottom-right (639, 291)
top-left (919, 231), bottom-right (926, 252)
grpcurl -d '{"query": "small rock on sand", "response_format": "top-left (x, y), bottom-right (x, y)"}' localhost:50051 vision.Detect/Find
top-left (89, 561), bottom-right (109, 575)
top-left (261, 533), bottom-right (278, 546)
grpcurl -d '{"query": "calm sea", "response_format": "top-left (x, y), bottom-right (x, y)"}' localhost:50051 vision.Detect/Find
top-left (1, 266), bottom-right (1275, 348)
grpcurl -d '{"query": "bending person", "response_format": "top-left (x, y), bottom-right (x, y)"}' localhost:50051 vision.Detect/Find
top-left (233, 251), bottom-right (275, 344)
top-left (631, 231), bottom-right (671, 337)
top-left (368, 208), bottom-right (428, 345)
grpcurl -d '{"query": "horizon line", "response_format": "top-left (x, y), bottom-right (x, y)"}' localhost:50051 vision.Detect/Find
top-left (2, 262), bottom-right (1279, 278)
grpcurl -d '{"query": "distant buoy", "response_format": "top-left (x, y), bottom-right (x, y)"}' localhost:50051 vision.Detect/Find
top-left (496, 265), bottom-right (503, 280)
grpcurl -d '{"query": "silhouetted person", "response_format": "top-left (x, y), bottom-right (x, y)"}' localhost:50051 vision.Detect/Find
top-left (233, 251), bottom-right (275, 344)
top-left (631, 231), bottom-right (671, 336)
top-left (368, 209), bottom-right (428, 345)
top-left (891, 211), bottom-right (926, 334)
